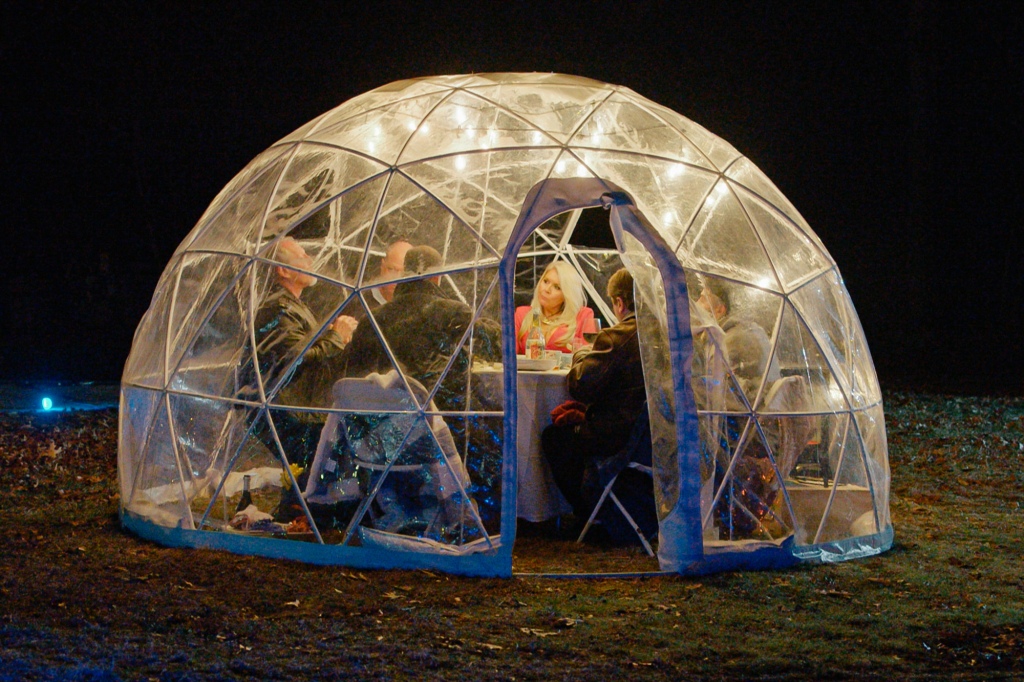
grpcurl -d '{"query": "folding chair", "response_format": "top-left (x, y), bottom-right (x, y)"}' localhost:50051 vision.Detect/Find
top-left (576, 405), bottom-right (656, 556)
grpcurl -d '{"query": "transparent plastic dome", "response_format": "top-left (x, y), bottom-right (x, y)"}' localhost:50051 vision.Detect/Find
top-left (119, 73), bottom-right (891, 576)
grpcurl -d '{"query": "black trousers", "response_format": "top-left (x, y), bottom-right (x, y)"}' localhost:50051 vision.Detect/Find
top-left (541, 423), bottom-right (592, 517)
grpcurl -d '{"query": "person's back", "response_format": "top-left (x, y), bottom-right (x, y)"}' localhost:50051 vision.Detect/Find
top-left (565, 312), bottom-right (645, 454)
top-left (340, 246), bottom-right (501, 412)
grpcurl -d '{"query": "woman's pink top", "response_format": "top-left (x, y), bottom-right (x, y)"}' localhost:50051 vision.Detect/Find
top-left (515, 306), bottom-right (596, 354)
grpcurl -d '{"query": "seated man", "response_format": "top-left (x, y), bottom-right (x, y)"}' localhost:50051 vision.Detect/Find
top-left (340, 245), bottom-right (502, 413)
top-left (333, 245), bottom-right (503, 534)
top-left (241, 237), bottom-right (358, 470)
top-left (542, 268), bottom-right (648, 525)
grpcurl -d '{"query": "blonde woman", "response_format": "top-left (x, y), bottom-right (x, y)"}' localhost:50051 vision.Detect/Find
top-left (515, 260), bottom-right (597, 354)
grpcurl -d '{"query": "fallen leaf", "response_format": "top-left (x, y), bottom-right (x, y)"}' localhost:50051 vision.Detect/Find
top-left (340, 572), bottom-right (369, 582)
top-left (479, 642), bottom-right (503, 650)
top-left (284, 600), bottom-right (300, 607)
top-left (520, 627), bottom-right (560, 638)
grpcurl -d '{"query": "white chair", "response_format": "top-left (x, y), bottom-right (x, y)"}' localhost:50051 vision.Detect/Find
top-left (304, 371), bottom-right (472, 538)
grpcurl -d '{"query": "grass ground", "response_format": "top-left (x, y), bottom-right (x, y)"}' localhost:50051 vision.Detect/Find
top-left (0, 390), bottom-right (1021, 680)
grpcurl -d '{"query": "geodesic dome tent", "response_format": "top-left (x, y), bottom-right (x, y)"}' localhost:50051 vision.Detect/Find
top-left (119, 73), bottom-right (892, 576)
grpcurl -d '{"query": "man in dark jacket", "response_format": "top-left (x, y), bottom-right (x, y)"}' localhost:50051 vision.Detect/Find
top-left (242, 237), bottom-right (358, 469)
top-left (542, 268), bottom-right (647, 517)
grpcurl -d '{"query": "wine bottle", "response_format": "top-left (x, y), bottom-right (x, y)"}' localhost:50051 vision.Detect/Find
top-left (526, 310), bottom-right (545, 359)
top-left (235, 474), bottom-right (253, 513)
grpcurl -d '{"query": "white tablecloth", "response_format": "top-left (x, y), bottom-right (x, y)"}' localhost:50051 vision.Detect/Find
top-left (474, 367), bottom-right (573, 521)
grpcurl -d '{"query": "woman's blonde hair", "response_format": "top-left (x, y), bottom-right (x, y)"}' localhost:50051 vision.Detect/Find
top-left (519, 260), bottom-right (587, 345)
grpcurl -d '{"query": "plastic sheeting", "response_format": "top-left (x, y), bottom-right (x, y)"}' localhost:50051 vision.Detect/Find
top-left (120, 73), bottom-right (891, 576)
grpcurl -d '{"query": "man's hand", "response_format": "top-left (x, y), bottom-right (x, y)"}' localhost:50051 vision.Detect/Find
top-left (331, 315), bottom-right (358, 345)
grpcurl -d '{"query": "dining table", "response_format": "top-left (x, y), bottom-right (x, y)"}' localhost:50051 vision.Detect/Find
top-left (472, 363), bottom-right (574, 522)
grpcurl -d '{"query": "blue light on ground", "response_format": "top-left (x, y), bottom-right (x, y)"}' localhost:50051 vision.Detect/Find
top-left (41, 397), bottom-right (53, 411)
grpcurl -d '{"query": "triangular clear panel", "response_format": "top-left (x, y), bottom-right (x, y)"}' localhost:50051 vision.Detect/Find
top-left (791, 271), bottom-right (881, 408)
top-left (166, 254), bottom-right (251, 394)
top-left (124, 399), bottom-right (193, 529)
top-left (426, 271), bottom-right (503, 413)
top-left (734, 184), bottom-right (831, 291)
top-left (185, 154), bottom-right (291, 257)
top-left (369, 173), bottom-right (494, 283)
top-left (281, 173), bottom-right (391, 289)
top-left (691, 317), bottom-right (753, 414)
top-left (768, 303), bottom-right (847, 413)
top-left (168, 392), bottom-right (238, 486)
top-left (183, 146), bottom-right (292, 254)
top-left (119, 387), bottom-right (163, 504)
top-left (574, 149), bottom-right (719, 250)
top-left (263, 145), bottom-right (386, 242)
top-left (571, 94), bottom-right (710, 164)
top-left (303, 91), bottom-right (449, 166)
top-left (400, 148), bottom-right (561, 258)
top-left (440, 415), bottom-right (504, 537)
top-left (724, 156), bottom-right (829, 255)
top-left (688, 277), bottom-right (782, 413)
top-left (166, 260), bottom-right (264, 403)
top-left (335, 409), bottom-right (486, 546)
top-left (123, 273), bottom-right (175, 389)
top-left (330, 307), bottom-right (418, 405)
top-left (351, 271), bottom-right (502, 413)
top-left (854, 406), bottom-right (890, 530)
top-left (398, 90), bottom-right (551, 165)
top-left (465, 83), bottom-right (612, 143)
top-left (195, 408), bottom-right (307, 533)
top-left (783, 412), bottom-right (851, 545)
top-left (706, 415), bottom-right (746, 514)
top-left (813, 419), bottom-right (877, 544)
top-left (676, 181), bottom-right (781, 291)
top-left (712, 418), bottom-right (791, 541)
top-left (633, 95), bottom-right (740, 171)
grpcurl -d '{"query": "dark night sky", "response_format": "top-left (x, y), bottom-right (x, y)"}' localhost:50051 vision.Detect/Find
top-left (2, 2), bottom-right (1021, 394)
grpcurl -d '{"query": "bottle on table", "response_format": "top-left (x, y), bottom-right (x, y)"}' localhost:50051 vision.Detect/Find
top-left (526, 310), bottom-right (545, 359)
top-left (235, 474), bottom-right (253, 513)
